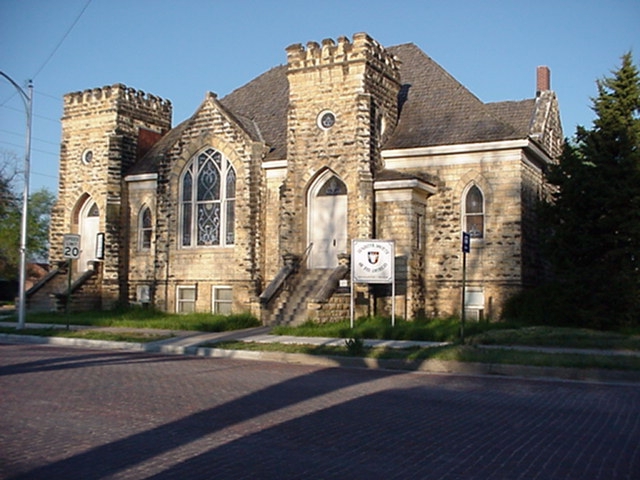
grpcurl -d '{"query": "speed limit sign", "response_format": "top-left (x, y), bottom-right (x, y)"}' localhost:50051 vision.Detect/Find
top-left (63, 234), bottom-right (81, 259)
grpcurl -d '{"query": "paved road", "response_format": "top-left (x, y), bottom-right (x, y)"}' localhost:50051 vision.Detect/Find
top-left (1, 344), bottom-right (639, 480)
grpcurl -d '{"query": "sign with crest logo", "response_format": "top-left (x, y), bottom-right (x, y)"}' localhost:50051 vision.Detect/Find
top-left (351, 239), bottom-right (396, 327)
top-left (352, 239), bottom-right (395, 284)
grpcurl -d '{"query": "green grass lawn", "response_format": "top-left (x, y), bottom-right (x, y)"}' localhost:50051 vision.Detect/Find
top-left (272, 317), bottom-right (640, 351)
top-left (209, 340), bottom-right (640, 371)
top-left (2, 308), bottom-right (260, 332)
top-left (3, 310), bottom-right (639, 371)
top-left (0, 326), bottom-right (173, 343)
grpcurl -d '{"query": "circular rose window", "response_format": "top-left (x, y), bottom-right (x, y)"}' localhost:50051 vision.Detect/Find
top-left (317, 110), bottom-right (336, 130)
top-left (82, 149), bottom-right (93, 164)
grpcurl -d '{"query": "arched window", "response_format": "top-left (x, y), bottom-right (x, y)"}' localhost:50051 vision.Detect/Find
top-left (464, 185), bottom-right (484, 239)
top-left (139, 206), bottom-right (152, 250)
top-left (180, 148), bottom-right (236, 247)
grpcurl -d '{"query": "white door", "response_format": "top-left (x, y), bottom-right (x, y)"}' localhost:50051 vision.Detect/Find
top-left (78, 200), bottom-right (99, 272)
top-left (308, 174), bottom-right (347, 269)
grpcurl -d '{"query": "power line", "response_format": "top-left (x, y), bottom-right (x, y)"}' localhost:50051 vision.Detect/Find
top-left (0, 129), bottom-right (60, 147)
top-left (35, 90), bottom-right (62, 101)
top-left (0, 140), bottom-right (58, 157)
top-left (0, 104), bottom-right (60, 123)
top-left (31, 0), bottom-right (93, 80)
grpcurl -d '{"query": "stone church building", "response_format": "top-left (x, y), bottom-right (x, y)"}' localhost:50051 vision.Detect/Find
top-left (40, 33), bottom-right (562, 323)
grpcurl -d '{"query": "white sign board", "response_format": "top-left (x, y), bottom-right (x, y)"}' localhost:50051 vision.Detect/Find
top-left (63, 234), bottom-right (81, 259)
top-left (350, 239), bottom-right (396, 327)
top-left (352, 239), bottom-right (395, 284)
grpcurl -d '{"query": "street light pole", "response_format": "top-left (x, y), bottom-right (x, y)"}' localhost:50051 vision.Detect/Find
top-left (1, 72), bottom-right (33, 330)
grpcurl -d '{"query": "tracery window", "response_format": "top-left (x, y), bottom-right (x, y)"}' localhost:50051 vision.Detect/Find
top-left (464, 185), bottom-right (484, 239)
top-left (318, 176), bottom-right (347, 196)
top-left (180, 148), bottom-right (236, 247)
top-left (139, 206), bottom-right (152, 250)
top-left (87, 202), bottom-right (99, 217)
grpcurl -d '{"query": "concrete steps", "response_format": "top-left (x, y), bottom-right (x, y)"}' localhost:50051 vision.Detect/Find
top-left (272, 269), bottom-right (334, 325)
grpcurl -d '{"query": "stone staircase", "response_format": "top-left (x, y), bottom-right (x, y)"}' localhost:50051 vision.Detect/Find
top-left (26, 261), bottom-right (101, 313)
top-left (270, 269), bottom-right (335, 325)
top-left (25, 261), bottom-right (71, 312)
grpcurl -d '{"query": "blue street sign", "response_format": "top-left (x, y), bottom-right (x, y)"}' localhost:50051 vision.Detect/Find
top-left (462, 232), bottom-right (470, 253)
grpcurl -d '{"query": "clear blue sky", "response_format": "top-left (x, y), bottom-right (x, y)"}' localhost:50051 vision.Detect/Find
top-left (1, 0), bottom-right (638, 194)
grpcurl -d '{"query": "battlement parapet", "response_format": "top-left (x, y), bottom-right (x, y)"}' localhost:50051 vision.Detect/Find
top-left (286, 33), bottom-right (400, 77)
top-left (64, 84), bottom-right (172, 114)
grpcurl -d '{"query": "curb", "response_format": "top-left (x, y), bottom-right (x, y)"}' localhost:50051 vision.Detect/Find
top-left (2, 333), bottom-right (639, 384)
top-left (0, 333), bottom-right (149, 351)
top-left (190, 346), bottom-right (640, 384)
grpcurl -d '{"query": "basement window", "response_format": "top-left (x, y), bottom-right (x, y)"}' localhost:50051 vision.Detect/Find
top-left (212, 286), bottom-right (233, 315)
top-left (176, 286), bottom-right (196, 313)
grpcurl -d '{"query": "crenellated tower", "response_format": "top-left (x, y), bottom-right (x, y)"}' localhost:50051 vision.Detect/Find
top-left (280, 33), bottom-right (401, 267)
top-left (50, 84), bottom-right (171, 308)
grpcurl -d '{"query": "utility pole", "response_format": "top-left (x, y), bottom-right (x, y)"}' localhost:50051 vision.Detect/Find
top-left (1, 72), bottom-right (33, 330)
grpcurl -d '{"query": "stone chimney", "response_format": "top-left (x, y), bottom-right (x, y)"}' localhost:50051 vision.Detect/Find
top-left (536, 66), bottom-right (551, 95)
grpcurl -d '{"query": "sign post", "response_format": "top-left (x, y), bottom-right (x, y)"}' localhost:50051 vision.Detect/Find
top-left (351, 239), bottom-right (395, 328)
top-left (460, 232), bottom-right (470, 342)
top-left (63, 234), bottom-right (81, 326)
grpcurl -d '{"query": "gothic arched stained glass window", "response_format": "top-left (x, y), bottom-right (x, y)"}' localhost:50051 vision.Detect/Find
top-left (180, 148), bottom-right (236, 247)
top-left (139, 206), bottom-right (152, 250)
top-left (464, 184), bottom-right (484, 239)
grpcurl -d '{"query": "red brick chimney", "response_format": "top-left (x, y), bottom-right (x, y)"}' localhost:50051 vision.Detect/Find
top-left (537, 66), bottom-right (551, 95)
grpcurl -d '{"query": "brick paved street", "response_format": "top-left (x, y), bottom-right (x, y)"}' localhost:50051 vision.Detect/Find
top-left (1, 343), bottom-right (639, 479)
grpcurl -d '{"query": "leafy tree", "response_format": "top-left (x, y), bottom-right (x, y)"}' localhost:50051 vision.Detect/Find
top-left (0, 150), bottom-right (19, 217)
top-left (541, 52), bottom-right (640, 328)
top-left (0, 150), bottom-right (55, 280)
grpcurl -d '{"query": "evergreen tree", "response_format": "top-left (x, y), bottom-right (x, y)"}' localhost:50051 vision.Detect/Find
top-left (542, 53), bottom-right (640, 328)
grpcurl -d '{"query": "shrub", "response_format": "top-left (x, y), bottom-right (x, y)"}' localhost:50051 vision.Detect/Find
top-left (345, 337), bottom-right (365, 355)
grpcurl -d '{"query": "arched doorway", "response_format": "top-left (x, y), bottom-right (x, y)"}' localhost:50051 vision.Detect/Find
top-left (78, 199), bottom-right (100, 272)
top-left (307, 171), bottom-right (347, 269)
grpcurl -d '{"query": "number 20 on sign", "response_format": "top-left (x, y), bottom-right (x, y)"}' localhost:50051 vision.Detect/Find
top-left (63, 234), bottom-right (81, 259)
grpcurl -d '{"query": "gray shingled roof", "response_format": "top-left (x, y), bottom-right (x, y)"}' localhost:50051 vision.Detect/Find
top-left (127, 42), bottom-right (538, 177)
top-left (385, 43), bottom-right (530, 149)
top-left (486, 99), bottom-right (537, 138)
top-left (220, 65), bottom-right (289, 160)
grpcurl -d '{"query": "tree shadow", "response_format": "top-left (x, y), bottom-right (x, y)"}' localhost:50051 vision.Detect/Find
top-left (0, 344), bottom-right (192, 377)
top-left (145, 381), bottom-right (640, 479)
top-left (8, 359), bottom-right (402, 480)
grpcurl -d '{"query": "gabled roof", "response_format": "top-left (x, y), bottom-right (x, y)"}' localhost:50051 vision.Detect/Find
top-left (486, 99), bottom-right (537, 138)
top-left (385, 43), bottom-right (530, 149)
top-left (127, 87), bottom-right (279, 176)
top-left (220, 65), bottom-right (289, 160)
top-left (128, 40), bottom-right (542, 177)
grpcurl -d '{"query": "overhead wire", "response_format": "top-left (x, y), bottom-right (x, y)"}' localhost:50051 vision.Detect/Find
top-left (1, 1), bottom-right (92, 189)
top-left (30, 0), bottom-right (93, 80)
top-left (0, 0), bottom-right (92, 106)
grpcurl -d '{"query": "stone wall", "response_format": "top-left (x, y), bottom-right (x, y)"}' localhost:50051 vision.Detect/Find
top-left (375, 187), bottom-right (429, 319)
top-left (281, 34), bottom-right (402, 260)
top-left (50, 84), bottom-right (171, 309)
top-left (124, 176), bottom-right (156, 304)
top-left (384, 147), bottom-right (531, 319)
top-left (425, 152), bottom-right (524, 318)
top-left (149, 94), bottom-right (266, 314)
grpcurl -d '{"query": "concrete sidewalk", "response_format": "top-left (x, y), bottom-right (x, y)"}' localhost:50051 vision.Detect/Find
top-left (1, 321), bottom-right (639, 383)
top-left (0, 322), bottom-right (449, 350)
top-left (2, 321), bottom-right (639, 356)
